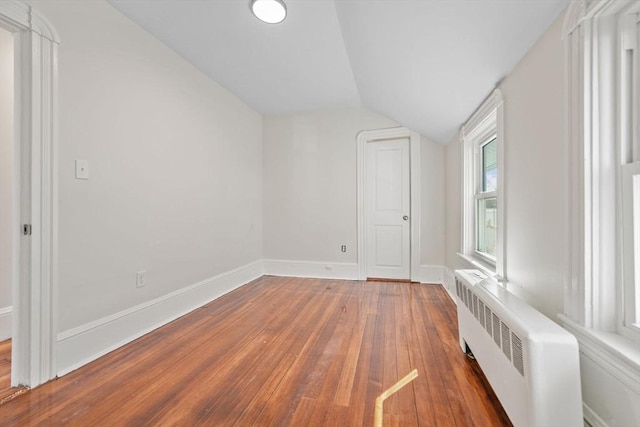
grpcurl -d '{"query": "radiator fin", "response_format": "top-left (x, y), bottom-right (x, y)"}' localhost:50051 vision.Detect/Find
top-left (501, 321), bottom-right (511, 361)
top-left (511, 333), bottom-right (524, 376)
top-left (492, 313), bottom-right (501, 347)
top-left (473, 294), bottom-right (479, 320)
top-left (456, 275), bottom-right (526, 376)
top-left (484, 306), bottom-right (492, 336)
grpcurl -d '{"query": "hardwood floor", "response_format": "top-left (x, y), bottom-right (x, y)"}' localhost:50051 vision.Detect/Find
top-left (0, 276), bottom-right (511, 426)
top-left (0, 340), bottom-right (27, 406)
top-left (0, 340), bottom-right (11, 400)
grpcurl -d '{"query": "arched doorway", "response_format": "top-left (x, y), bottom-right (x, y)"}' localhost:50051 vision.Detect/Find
top-left (0, 0), bottom-right (58, 389)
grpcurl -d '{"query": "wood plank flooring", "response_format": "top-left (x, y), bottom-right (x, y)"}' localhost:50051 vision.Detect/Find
top-left (0, 340), bottom-right (11, 400)
top-left (0, 340), bottom-right (27, 405)
top-left (0, 276), bottom-right (511, 426)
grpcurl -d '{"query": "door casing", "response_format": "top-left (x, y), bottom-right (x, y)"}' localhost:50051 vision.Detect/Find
top-left (0, 0), bottom-right (59, 388)
top-left (357, 127), bottom-right (421, 281)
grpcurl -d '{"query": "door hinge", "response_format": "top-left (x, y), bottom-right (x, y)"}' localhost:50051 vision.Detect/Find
top-left (23, 224), bottom-right (32, 236)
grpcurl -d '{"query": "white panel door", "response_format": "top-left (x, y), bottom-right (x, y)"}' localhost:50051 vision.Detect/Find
top-left (366, 138), bottom-right (410, 279)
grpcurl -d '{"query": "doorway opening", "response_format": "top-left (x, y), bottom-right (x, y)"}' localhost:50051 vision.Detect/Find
top-left (0, 0), bottom-right (59, 394)
top-left (0, 25), bottom-right (19, 403)
top-left (357, 127), bottom-right (421, 282)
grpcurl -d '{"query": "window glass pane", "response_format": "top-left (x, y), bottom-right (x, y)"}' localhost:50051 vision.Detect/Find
top-left (477, 197), bottom-right (497, 258)
top-left (482, 138), bottom-right (497, 192)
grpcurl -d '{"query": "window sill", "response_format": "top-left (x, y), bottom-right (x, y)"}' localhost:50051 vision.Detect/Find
top-left (457, 252), bottom-right (503, 282)
top-left (559, 315), bottom-right (640, 394)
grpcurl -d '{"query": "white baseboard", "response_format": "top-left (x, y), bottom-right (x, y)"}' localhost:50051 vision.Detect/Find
top-left (263, 259), bottom-right (359, 280)
top-left (0, 306), bottom-right (12, 341)
top-left (54, 260), bottom-right (455, 377)
top-left (441, 267), bottom-right (457, 304)
top-left (583, 403), bottom-right (608, 427)
top-left (262, 260), bottom-right (450, 286)
top-left (56, 260), bottom-right (264, 376)
top-left (560, 316), bottom-right (640, 427)
top-left (416, 264), bottom-right (443, 284)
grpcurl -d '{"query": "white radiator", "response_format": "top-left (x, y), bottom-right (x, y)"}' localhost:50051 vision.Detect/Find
top-left (454, 269), bottom-right (583, 427)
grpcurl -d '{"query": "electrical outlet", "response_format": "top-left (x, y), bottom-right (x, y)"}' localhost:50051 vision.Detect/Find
top-left (136, 271), bottom-right (146, 288)
top-left (340, 245), bottom-right (347, 253)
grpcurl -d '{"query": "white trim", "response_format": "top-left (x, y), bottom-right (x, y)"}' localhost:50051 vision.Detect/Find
top-left (416, 264), bottom-right (443, 285)
top-left (0, 0), bottom-right (58, 388)
top-left (0, 1), bottom-right (59, 42)
top-left (410, 131), bottom-right (421, 282)
top-left (56, 261), bottom-right (263, 376)
top-left (617, 6), bottom-right (640, 337)
top-left (457, 252), bottom-right (500, 279)
top-left (621, 162), bottom-right (640, 333)
top-left (460, 89), bottom-right (505, 280)
top-left (563, 0), bottom-right (588, 39)
top-left (564, 3), bottom-right (640, 425)
top-left (0, 0), bottom-right (28, 33)
top-left (0, 306), bottom-right (12, 341)
top-left (356, 127), bottom-right (421, 282)
top-left (583, 403), bottom-right (608, 427)
top-left (563, 0), bottom-right (587, 326)
top-left (563, 0), bottom-right (640, 333)
top-left (263, 259), bottom-right (359, 280)
top-left (560, 315), bottom-right (640, 394)
top-left (441, 267), bottom-right (457, 304)
top-left (28, 8), bottom-right (59, 43)
top-left (55, 262), bottom-right (456, 377)
top-left (262, 260), bottom-right (451, 289)
top-left (461, 89), bottom-right (503, 140)
top-left (441, 266), bottom-right (455, 290)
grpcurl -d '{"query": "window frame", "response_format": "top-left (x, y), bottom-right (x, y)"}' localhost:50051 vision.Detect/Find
top-left (474, 135), bottom-right (498, 263)
top-left (460, 89), bottom-right (505, 280)
top-left (563, 0), bottom-right (640, 341)
top-left (621, 162), bottom-right (640, 331)
top-left (618, 10), bottom-right (640, 335)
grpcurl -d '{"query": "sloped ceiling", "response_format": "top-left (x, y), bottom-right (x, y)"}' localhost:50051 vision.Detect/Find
top-left (107, 0), bottom-right (568, 144)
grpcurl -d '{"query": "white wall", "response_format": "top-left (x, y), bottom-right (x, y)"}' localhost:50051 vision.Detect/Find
top-left (445, 10), bottom-right (639, 426)
top-left (263, 108), bottom-right (396, 266)
top-left (263, 107), bottom-right (445, 278)
top-left (25, 0), bottom-right (263, 367)
top-left (0, 27), bottom-right (13, 341)
top-left (498, 12), bottom-right (566, 318)
top-left (445, 12), bottom-right (565, 320)
top-left (444, 133), bottom-right (463, 274)
top-left (420, 135), bottom-right (445, 269)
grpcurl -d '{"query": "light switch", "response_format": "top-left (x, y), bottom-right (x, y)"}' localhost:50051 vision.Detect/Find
top-left (75, 160), bottom-right (89, 180)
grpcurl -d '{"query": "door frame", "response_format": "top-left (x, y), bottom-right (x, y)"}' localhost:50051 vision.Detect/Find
top-left (357, 127), bottom-right (421, 281)
top-left (0, 0), bottom-right (58, 388)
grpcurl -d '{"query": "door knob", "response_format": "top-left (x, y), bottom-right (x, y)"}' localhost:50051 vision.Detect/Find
top-left (403, 215), bottom-right (409, 221)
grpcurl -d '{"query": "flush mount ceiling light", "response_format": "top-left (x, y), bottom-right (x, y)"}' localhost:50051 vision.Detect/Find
top-left (251, 0), bottom-right (287, 24)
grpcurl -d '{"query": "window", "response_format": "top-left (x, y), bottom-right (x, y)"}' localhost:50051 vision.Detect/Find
top-left (476, 137), bottom-right (497, 260)
top-left (563, 0), bottom-right (640, 339)
top-left (620, 12), bottom-right (640, 333)
top-left (622, 162), bottom-right (640, 330)
top-left (460, 90), bottom-right (504, 278)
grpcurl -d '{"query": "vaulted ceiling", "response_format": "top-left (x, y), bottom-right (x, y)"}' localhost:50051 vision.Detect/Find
top-left (107, 0), bottom-right (568, 144)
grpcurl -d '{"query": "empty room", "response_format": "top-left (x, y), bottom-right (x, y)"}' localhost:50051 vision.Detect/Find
top-left (0, 0), bottom-right (638, 425)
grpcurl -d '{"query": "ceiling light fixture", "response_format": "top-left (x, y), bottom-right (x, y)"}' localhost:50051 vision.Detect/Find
top-left (251, 0), bottom-right (287, 24)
